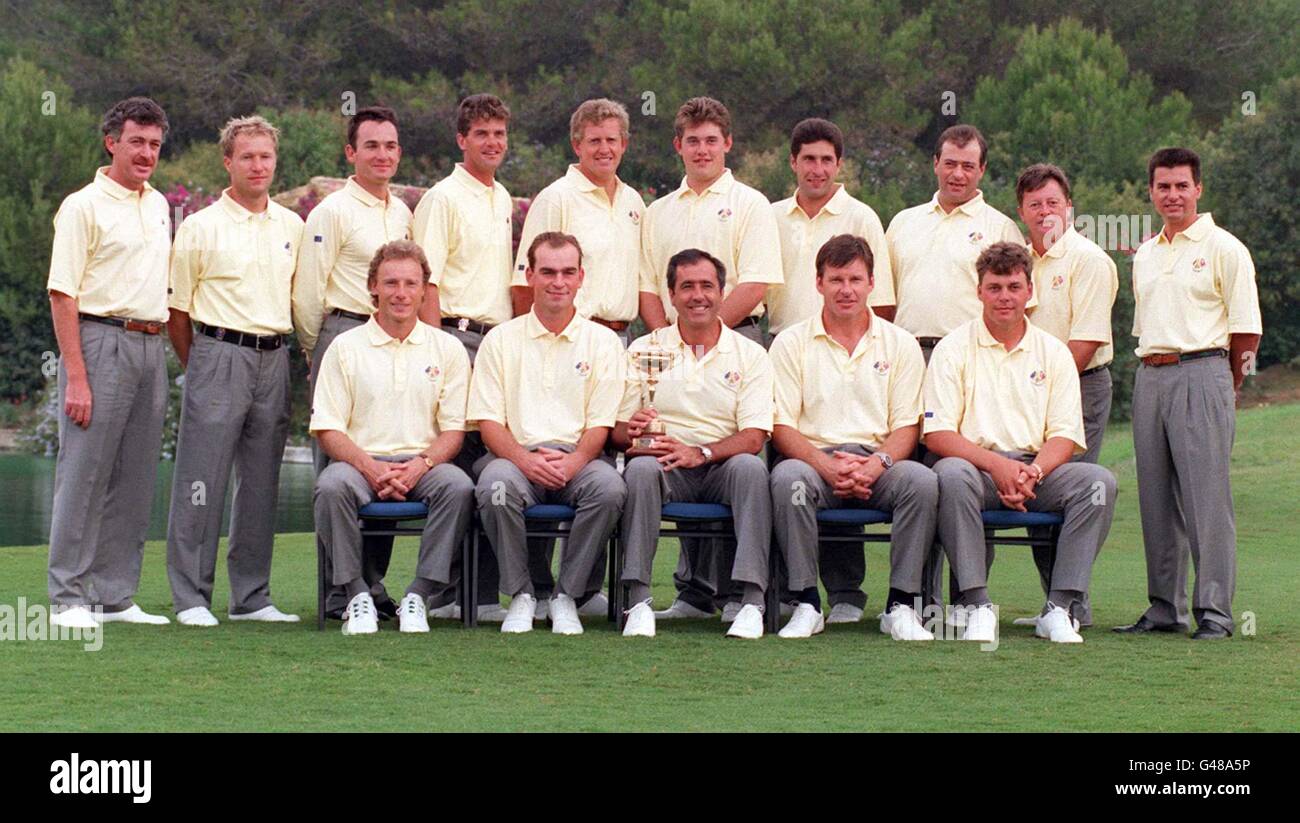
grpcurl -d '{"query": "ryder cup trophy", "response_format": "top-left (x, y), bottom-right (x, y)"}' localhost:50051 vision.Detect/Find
top-left (633, 338), bottom-right (678, 450)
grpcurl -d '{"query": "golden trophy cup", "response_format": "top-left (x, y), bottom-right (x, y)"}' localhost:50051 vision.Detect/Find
top-left (633, 339), bottom-right (678, 450)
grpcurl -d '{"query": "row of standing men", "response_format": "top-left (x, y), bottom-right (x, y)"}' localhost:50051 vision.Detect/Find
top-left (44, 93), bottom-right (1260, 642)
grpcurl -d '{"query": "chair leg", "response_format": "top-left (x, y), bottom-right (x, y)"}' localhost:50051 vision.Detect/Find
top-left (467, 526), bottom-right (480, 628)
top-left (613, 532), bottom-right (628, 631)
top-left (459, 529), bottom-right (472, 629)
top-left (316, 533), bottom-right (327, 631)
top-left (606, 534), bottom-right (618, 623)
top-left (765, 544), bottom-right (782, 634)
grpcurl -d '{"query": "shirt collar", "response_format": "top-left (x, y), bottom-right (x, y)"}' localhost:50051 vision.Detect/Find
top-left (526, 309), bottom-right (583, 341)
top-left (784, 184), bottom-right (850, 219)
top-left (676, 168), bottom-right (735, 198)
top-left (811, 306), bottom-right (879, 353)
top-left (1031, 225), bottom-right (1075, 260)
top-left (657, 317), bottom-right (736, 356)
top-left (218, 189), bottom-right (275, 223)
top-left (566, 163), bottom-right (618, 195)
top-left (452, 163), bottom-right (496, 196)
top-left (1158, 212), bottom-right (1214, 244)
top-left (976, 315), bottom-right (1034, 353)
top-left (345, 176), bottom-right (387, 208)
top-left (93, 167), bottom-right (152, 201)
top-left (929, 189), bottom-right (986, 217)
top-left (364, 316), bottom-right (428, 347)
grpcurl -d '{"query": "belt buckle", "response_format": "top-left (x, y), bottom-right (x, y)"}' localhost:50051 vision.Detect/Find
top-left (457, 318), bottom-right (469, 332)
top-left (214, 327), bottom-right (226, 341)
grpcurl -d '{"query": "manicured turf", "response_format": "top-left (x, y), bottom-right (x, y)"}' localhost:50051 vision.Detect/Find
top-left (2, 404), bottom-right (1297, 731)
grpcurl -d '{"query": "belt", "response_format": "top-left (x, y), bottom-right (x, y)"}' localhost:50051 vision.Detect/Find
top-left (1141, 349), bottom-right (1228, 368)
top-left (917, 336), bottom-right (942, 348)
top-left (1080, 363), bottom-right (1110, 377)
top-left (329, 308), bottom-right (370, 322)
top-left (591, 317), bottom-right (630, 332)
top-left (733, 316), bottom-right (761, 330)
top-left (441, 317), bottom-right (493, 336)
top-left (78, 312), bottom-right (162, 335)
top-left (198, 323), bottom-right (285, 351)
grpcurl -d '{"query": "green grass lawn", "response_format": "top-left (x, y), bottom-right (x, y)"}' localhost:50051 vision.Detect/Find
top-left (2, 404), bottom-right (1297, 732)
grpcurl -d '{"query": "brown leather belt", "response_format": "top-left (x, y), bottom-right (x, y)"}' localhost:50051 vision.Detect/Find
top-left (591, 317), bottom-right (629, 332)
top-left (79, 312), bottom-right (162, 335)
top-left (1141, 348), bottom-right (1227, 368)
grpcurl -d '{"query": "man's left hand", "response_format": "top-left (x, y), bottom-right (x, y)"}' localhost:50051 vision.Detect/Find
top-left (378, 458), bottom-right (430, 501)
top-left (654, 436), bottom-right (707, 471)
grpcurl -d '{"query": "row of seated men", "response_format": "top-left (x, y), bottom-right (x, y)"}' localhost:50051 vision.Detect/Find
top-left (45, 93), bottom-right (1258, 644)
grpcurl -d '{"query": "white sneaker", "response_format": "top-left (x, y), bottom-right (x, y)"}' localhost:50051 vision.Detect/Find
top-left (827, 603), bottom-right (864, 624)
top-left (50, 605), bottom-right (99, 630)
top-left (501, 593), bottom-right (536, 633)
top-left (398, 594), bottom-right (430, 633)
top-left (879, 603), bottom-right (934, 641)
top-left (177, 606), bottom-right (219, 627)
top-left (720, 601), bottom-right (743, 623)
top-left (1035, 604), bottom-right (1083, 644)
top-left (549, 593), bottom-right (583, 635)
top-left (725, 604), bottom-right (765, 639)
top-left (962, 604), bottom-right (997, 642)
top-left (946, 604), bottom-right (969, 628)
top-left (622, 601), bottom-right (656, 637)
top-left (578, 591), bottom-right (609, 617)
top-left (778, 603), bottom-right (825, 638)
top-left (654, 599), bottom-right (714, 619)
top-left (229, 605), bottom-right (300, 623)
top-left (341, 592), bottom-right (378, 635)
top-left (534, 598), bottom-right (550, 621)
top-left (97, 604), bottom-right (170, 625)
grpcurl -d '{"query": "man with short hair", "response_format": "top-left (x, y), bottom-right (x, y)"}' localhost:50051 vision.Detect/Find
top-left (165, 115), bottom-right (304, 626)
top-left (885, 124), bottom-right (1025, 361)
top-left (1016, 162), bottom-right (1119, 628)
top-left (47, 97), bottom-right (173, 629)
top-left (1115, 148), bottom-right (1261, 640)
top-left (769, 234), bottom-right (937, 640)
top-left (469, 232), bottom-right (627, 635)
top-left (293, 105), bottom-right (412, 619)
top-left (615, 248), bottom-right (775, 639)
top-left (312, 241), bottom-right (475, 635)
top-left (925, 242), bottom-right (1117, 644)
top-left (638, 96), bottom-right (782, 347)
top-left (768, 117), bottom-right (897, 624)
top-left (511, 98), bottom-right (644, 345)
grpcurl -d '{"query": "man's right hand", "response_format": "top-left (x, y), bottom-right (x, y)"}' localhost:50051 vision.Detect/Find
top-left (360, 457), bottom-right (399, 497)
top-left (64, 374), bottom-right (93, 428)
top-left (989, 455), bottom-right (1026, 500)
top-left (625, 408), bottom-right (658, 441)
top-left (516, 449), bottom-right (568, 490)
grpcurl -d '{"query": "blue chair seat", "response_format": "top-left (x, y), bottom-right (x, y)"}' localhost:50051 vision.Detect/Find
top-left (661, 502), bottom-right (733, 520)
top-left (357, 501), bottom-right (429, 520)
top-left (524, 503), bottom-right (577, 521)
top-left (817, 508), bottom-right (893, 526)
top-left (981, 510), bottom-right (1063, 528)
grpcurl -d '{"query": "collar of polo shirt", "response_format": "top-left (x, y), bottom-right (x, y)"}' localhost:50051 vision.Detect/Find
top-left (217, 189), bottom-right (276, 223)
top-left (676, 168), bottom-right (735, 198)
top-left (658, 317), bottom-right (737, 360)
top-left (1157, 212), bottom-right (1214, 244)
top-left (976, 314), bottom-right (1035, 353)
top-left (364, 316), bottom-right (428, 347)
top-left (784, 183), bottom-right (849, 219)
top-left (451, 162), bottom-right (495, 196)
top-left (928, 188), bottom-right (986, 217)
top-left (810, 305), bottom-right (879, 350)
top-left (1033, 225), bottom-right (1076, 260)
top-left (344, 176), bottom-right (385, 208)
top-left (94, 166), bottom-right (152, 201)
top-left (525, 309), bottom-right (583, 341)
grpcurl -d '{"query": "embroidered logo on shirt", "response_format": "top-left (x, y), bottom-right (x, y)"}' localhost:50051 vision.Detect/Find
top-left (1191, 257), bottom-right (1208, 273)
top-left (872, 360), bottom-right (890, 376)
top-left (718, 207), bottom-right (733, 222)
top-left (629, 210), bottom-right (641, 225)
top-left (968, 231), bottom-right (984, 244)
top-left (723, 370), bottom-right (742, 387)
top-left (314, 235), bottom-right (323, 243)
top-left (574, 361), bottom-right (592, 377)
top-left (1051, 274), bottom-right (1065, 289)
top-left (425, 365), bottom-right (441, 381)
top-left (1029, 369), bottom-right (1047, 387)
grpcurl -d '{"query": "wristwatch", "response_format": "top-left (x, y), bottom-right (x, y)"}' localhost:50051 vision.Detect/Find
top-left (1028, 462), bottom-right (1045, 482)
top-left (421, 455), bottom-right (434, 469)
top-left (698, 445), bottom-right (714, 464)
top-left (873, 452), bottom-right (894, 470)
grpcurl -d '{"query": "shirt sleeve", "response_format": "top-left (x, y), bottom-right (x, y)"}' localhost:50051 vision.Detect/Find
top-left (47, 195), bottom-right (94, 298)
top-left (585, 329), bottom-right (626, 430)
top-left (887, 333), bottom-right (925, 431)
top-left (465, 328), bottom-right (507, 426)
top-left (1066, 251), bottom-right (1118, 344)
top-left (617, 342), bottom-right (644, 423)
top-left (1218, 236), bottom-right (1263, 335)
top-left (292, 203), bottom-right (341, 354)
top-left (308, 339), bottom-right (352, 436)
top-left (862, 207), bottom-right (896, 307)
top-left (733, 193), bottom-right (784, 285)
top-left (511, 186), bottom-right (564, 286)
top-left (1044, 343), bottom-right (1086, 454)
top-left (922, 337), bottom-right (965, 438)
top-left (736, 344), bottom-right (775, 433)
top-left (412, 189), bottom-right (454, 289)
top-left (434, 334), bottom-right (470, 434)
top-left (769, 330), bottom-right (803, 429)
top-left (167, 215), bottom-right (203, 314)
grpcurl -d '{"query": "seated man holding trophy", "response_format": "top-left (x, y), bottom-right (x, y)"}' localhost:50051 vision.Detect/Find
top-left (612, 249), bottom-right (775, 639)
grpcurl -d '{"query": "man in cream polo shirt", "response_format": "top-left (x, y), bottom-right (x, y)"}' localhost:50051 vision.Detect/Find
top-left (925, 242), bottom-right (1116, 644)
top-left (293, 105), bottom-right (411, 618)
top-left (1115, 147), bottom-right (1261, 641)
top-left (1017, 163), bottom-right (1118, 628)
top-left (885, 124), bottom-right (1024, 360)
top-left (468, 232), bottom-right (627, 635)
top-left (312, 241), bottom-right (475, 635)
top-left (769, 235), bottom-right (937, 640)
top-left (615, 248), bottom-right (775, 640)
top-left (511, 98), bottom-right (644, 345)
top-left (166, 115), bottom-right (304, 626)
top-left (47, 97), bottom-right (173, 629)
top-left (638, 96), bottom-right (782, 346)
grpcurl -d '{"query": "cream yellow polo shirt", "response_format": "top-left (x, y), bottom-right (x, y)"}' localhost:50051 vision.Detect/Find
top-left (639, 170), bottom-right (783, 323)
top-left (923, 317), bottom-right (1085, 455)
top-left (767, 185), bottom-right (895, 335)
top-left (292, 177), bottom-right (412, 353)
top-left (618, 320), bottom-right (774, 447)
top-left (1131, 213), bottom-right (1262, 358)
top-left (511, 165), bottom-right (645, 323)
top-left (771, 310), bottom-right (924, 451)
top-left (1026, 226), bottom-right (1118, 370)
top-left (412, 163), bottom-right (514, 328)
top-left (309, 318), bottom-right (469, 457)
top-left (169, 190), bottom-right (304, 336)
top-left (48, 167), bottom-right (171, 322)
top-left (886, 191), bottom-right (1025, 338)
top-left (467, 310), bottom-right (625, 449)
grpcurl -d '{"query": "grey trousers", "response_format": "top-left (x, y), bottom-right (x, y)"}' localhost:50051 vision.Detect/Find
top-left (475, 446), bottom-right (625, 598)
top-left (166, 334), bottom-right (290, 614)
top-left (48, 321), bottom-right (167, 609)
top-left (771, 449), bottom-right (938, 596)
top-left (315, 457), bottom-right (474, 591)
top-left (622, 453), bottom-right (772, 594)
top-left (1132, 356), bottom-right (1237, 631)
top-left (933, 455), bottom-right (1117, 614)
top-left (1031, 365), bottom-right (1113, 624)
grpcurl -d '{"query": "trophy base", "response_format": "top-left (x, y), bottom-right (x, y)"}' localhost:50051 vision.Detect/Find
top-left (633, 434), bottom-right (662, 450)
